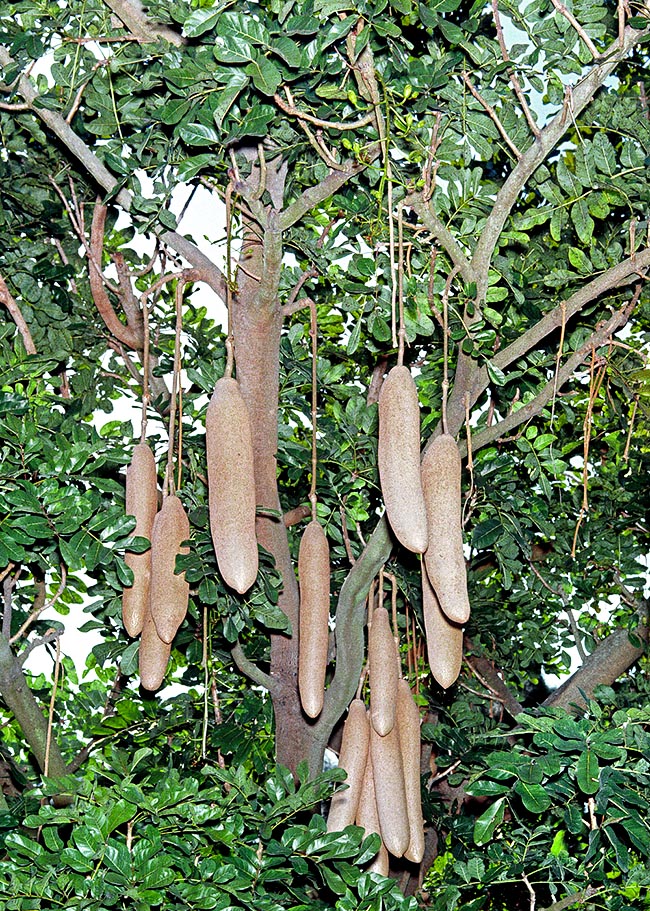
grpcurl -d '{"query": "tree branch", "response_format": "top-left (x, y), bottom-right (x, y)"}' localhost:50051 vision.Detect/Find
top-left (0, 633), bottom-right (69, 781)
top-left (405, 195), bottom-right (475, 284)
top-left (101, 0), bottom-right (185, 47)
top-left (0, 272), bottom-right (37, 354)
top-left (544, 602), bottom-right (648, 712)
top-left (469, 17), bottom-right (650, 296)
top-left (468, 294), bottom-right (638, 453)
top-left (437, 248), bottom-right (650, 453)
top-left (231, 642), bottom-right (276, 694)
top-left (0, 46), bottom-right (228, 302)
top-left (279, 146), bottom-right (380, 231)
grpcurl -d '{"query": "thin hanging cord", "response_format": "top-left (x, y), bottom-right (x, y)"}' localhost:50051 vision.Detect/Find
top-left (309, 301), bottom-right (318, 521)
top-left (140, 291), bottom-right (151, 443)
top-left (397, 202), bottom-right (406, 367)
top-left (165, 282), bottom-right (184, 497)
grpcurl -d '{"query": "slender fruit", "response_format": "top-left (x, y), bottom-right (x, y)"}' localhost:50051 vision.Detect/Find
top-left (298, 519), bottom-right (331, 718)
top-left (422, 563), bottom-right (463, 688)
top-left (139, 607), bottom-right (172, 691)
top-left (396, 678), bottom-right (425, 863)
top-left (327, 699), bottom-right (369, 832)
top-left (122, 442), bottom-right (157, 637)
top-left (378, 366), bottom-right (428, 554)
top-left (149, 495), bottom-right (190, 644)
top-left (421, 433), bottom-right (471, 624)
top-left (355, 744), bottom-right (389, 876)
top-left (206, 377), bottom-right (258, 594)
top-left (370, 724), bottom-right (410, 858)
top-left (369, 606), bottom-right (399, 736)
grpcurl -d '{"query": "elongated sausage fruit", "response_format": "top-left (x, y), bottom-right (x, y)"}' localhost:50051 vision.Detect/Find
top-left (378, 366), bottom-right (428, 554)
top-left (327, 699), bottom-right (369, 832)
top-left (206, 377), bottom-right (258, 594)
top-left (422, 563), bottom-right (463, 689)
top-left (355, 750), bottom-right (389, 876)
top-left (396, 678), bottom-right (425, 863)
top-left (149, 495), bottom-right (190, 644)
top-left (370, 724), bottom-right (410, 858)
top-left (122, 442), bottom-right (158, 637)
top-left (298, 519), bottom-right (331, 718)
top-left (422, 433), bottom-right (470, 624)
top-left (139, 606), bottom-right (172, 691)
top-left (369, 607), bottom-right (399, 736)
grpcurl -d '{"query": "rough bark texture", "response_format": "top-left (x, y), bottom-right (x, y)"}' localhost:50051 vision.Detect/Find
top-left (0, 634), bottom-right (68, 779)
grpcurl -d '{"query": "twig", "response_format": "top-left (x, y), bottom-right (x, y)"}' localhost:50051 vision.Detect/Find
top-left (623, 396), bottom-right (638, 461)
top-left (340, 503), bottom-right (356, 564)
top-left (491, 0), bottom-right (541, 137)
top-left (522, 873), bottom-right (536, 911)
top-left (0, 273), bottom-right (37, 354)
top-left (286, 267), bottom-right (318, 311)
top-left (549, 0), bottom-right (601, 60)
top-left (275, 88), bottom-right (375, 131)
top-left (18, 628), bottom-right (63, 666)
top-left (427, 758), bottom-right (462, 786)
top-left (462, 71), bottom-right (522, 158)
top-left (44, 636), bottom-right (62, 777)
top-left (10, 568), bottom-right (66, 644)
top-left (423, 112), bottom-right (443, 201)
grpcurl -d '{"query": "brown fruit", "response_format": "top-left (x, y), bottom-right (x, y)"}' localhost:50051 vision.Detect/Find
top-left (378, 366), bottom-right (428, 554)
top-left (396, 678), bottom-right (425, 863)
top-left (206, 377), bottom-right (258, 594)
top-left (326, 699), bottom-right (369, 832)
top-left (355, 747), bottom-right (389, 876)
top-left (370, 723), bottom-right (410, 858)
top-left (122, 442), bottom-right (158, 637)
top-left (422, 563), bottom-right (463, 689)
top-left (421, 433), bottom-right (471, 624)
top-left (149, 494), bottom-right (190, 644)
top-left (369, 607), bottom-right (399, 736)
top-left (139, 607), bottom-right (172, 691)
top-left (298, 519), bottom-right (331, 718)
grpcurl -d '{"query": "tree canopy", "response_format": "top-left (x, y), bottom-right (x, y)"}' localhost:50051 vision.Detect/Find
top-left (0, 0), bottom-right (649, 908)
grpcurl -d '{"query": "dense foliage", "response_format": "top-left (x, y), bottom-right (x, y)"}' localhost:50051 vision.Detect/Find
top-left (0, 0), bottom-right (649, 908)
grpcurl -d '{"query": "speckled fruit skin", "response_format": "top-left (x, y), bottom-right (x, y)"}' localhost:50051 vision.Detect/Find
top-left (421, 562), bottom-right (463, 689)
top-left (369, 607), bottom-right (399, 736)
top-left (396, 678), bottom-right (425, 863)
top-left (139, 607), bottom-right (172, 692)
top-left (370, 723), bottom-right (410, 858)
top-left (326, 699), bottom-right (369, 832)
top-left (149, 495), bottom-right (190, 645)
top-left (422, 432), bottom-right (471, 624)
top-left (298, 519), bottom-right (331, 719)
top-left (378, 366), bottom-right (428, 554)
top-left (206, 377), bottom-right (258, 595)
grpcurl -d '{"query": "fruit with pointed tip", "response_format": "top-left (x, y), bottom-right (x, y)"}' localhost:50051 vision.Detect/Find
top-left (149, 495), bottom-right (190, 644)
top-left (378, 366), bottom-right (428, 553)
top-left (206, 377), bottom-right (258, 594)
top-left (422, 433), bottom-right (471, 624)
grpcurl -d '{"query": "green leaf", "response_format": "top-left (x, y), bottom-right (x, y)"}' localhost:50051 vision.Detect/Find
top-left (473, 796), bottom-right (506, 845)
top-left (576, 749), bottom-right (600, 795)
top-left (487, 361), bottom-right (507, 386)
top-left (514, 781), bottom-right (551, 814)
top-left (245, 57), bottom-right (282, 95)
top-left (179, 123), bottom-right (221, 147)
